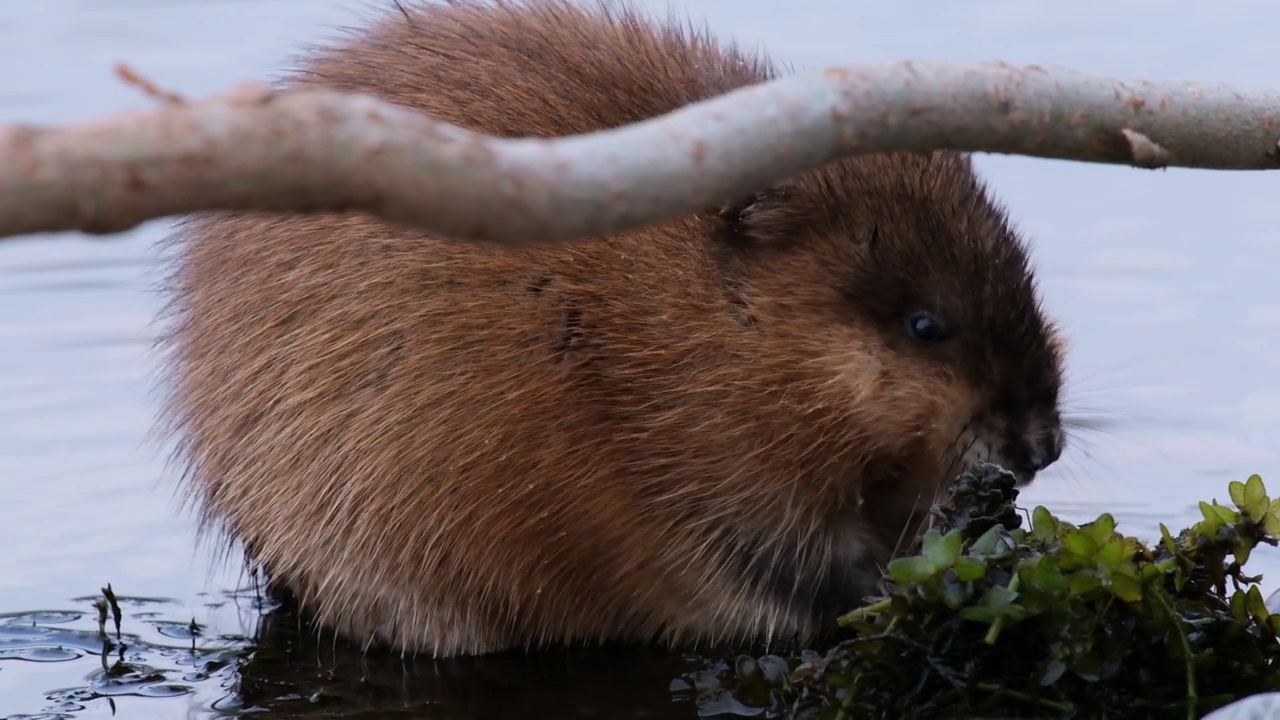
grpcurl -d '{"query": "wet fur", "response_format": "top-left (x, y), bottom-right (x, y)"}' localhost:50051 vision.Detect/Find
top-left (157, 0), bottom-right (1066, 656)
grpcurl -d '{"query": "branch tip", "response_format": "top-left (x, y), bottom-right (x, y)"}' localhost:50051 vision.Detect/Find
top-left (114, 63), bottom-right (187, 107)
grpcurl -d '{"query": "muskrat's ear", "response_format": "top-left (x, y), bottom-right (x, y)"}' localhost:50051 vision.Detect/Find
top-left (716, 185), bottom-right (792, 246)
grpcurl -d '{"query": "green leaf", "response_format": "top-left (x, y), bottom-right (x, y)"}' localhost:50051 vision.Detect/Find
top-left (1096, 536), bottom-right (1127, 569)
top-left (1159, 523), bottom-right (1178, 554)
top-left (1195, 515), bottom-right (1223, 540)
top-left (1084, 514), bottom-right (1117, 547)
top-left (1265, 499), bottom-right (1280, 537)
top-left (1246, 585), bottom-right (1271, 624)
top-left (1139, 563), bottom-right (1161, 585)
top-left (887, 556), bottom-right (938, 584)
top-left (1109, 560), bottom-right (1139, 580)
top-left (995, 604), bottom-right (1030, 623)
top-left (1062, 530), bottom-right (1099, 560)
top-left (1039, 658), bottom-right (1067, 687)
top-left (969, 525), bottom-right (1014, 561)
top-left (1235, 538), bottom-right (1254, 566)
top-left (1200, 501), bottom-right (1238, 526)
top-left (1245, 474), bottom-right (1267, 509)
top-left (922, 528), bottom-right (962, 570)
top-left (1108, 573), bottom-right (1143, 602)
top-left (1032, 506), bottom-right (1059, 543)
top-left (1020, 557), bottom-right (1067, 595)
top-left (1245, 487), bottom-right (1270, 521)
top-left (952, 557), bottom-right (987, 582)
top-left (960, 606), bottom-right (997, 624)
top-left (1231, 589), bottom-right (1249, 624)
top-left (1230, 480), bottom-right (1248, 509)
top-left (980, 585), bottom-right (1019, 610)
top-left (1069, 572), bottom-right (1103, 596)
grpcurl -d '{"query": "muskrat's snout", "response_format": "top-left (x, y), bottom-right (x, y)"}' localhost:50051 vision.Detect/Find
top-left (1030, 422), bottom-right (1065, 471)
top-left (1004, 409), bottom-right (1065, 485)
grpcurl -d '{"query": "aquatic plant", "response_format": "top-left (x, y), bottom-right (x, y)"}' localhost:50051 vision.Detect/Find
top-left (774, 465), bottom-right (1280, 719)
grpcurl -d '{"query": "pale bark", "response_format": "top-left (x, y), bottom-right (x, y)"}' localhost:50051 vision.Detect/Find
top-left (1, 60), bottom-right (1278, 246)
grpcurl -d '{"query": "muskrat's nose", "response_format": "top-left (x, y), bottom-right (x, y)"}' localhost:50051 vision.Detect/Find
top-left (1028, 425), bottom-right (1064, 471)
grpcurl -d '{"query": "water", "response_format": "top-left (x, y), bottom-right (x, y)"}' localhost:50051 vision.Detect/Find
top-left (2, 0), bottom-right (1278, 717)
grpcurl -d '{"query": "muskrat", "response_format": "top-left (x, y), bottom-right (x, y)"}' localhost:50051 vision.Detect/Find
top-left (157, 0), bottom-right (1067, 657)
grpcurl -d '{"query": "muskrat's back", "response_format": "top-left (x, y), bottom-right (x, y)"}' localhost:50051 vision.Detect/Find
top-left (160, 0), bottom-right (1067, 656)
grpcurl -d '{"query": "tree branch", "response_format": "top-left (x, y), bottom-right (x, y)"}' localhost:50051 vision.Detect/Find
top-left (2, 60), bottom-right (1278, 246)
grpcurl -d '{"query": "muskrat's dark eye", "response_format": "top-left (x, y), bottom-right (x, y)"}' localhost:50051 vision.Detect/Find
top-left (905, 311), bottom-right (951, 344)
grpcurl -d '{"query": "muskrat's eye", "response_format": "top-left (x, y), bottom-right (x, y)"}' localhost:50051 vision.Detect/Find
top-left (905, 311), bottom-right (951, 344)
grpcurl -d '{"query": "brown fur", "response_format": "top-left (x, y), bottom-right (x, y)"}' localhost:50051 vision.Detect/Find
top-left (156, 0), bottom-right (1067, 657)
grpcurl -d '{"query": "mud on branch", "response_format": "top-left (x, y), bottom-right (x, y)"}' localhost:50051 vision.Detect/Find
top-left (1, 60), bottom-right (1279, 246)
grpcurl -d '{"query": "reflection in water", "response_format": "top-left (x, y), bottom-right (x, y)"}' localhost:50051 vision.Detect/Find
top-left (4, 0), bottom-right (1280, 717)
top-left (0, 591), bottom-right (254, 719)
top-left (241, 603), bottom-right (718, 720)
top-left (3, 586), bottom-right (792, 719)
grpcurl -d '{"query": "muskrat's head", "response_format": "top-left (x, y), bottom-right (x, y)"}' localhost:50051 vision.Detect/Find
top-left (717, 151), bottom-right (1065, 511)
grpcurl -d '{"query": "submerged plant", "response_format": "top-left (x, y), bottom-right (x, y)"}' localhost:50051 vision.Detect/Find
top-left (776, 465), bottom-right (1280, 719)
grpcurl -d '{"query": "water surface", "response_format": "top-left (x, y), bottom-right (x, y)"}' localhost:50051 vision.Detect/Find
top-left (3, 0), bottom-right (1279, 717)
